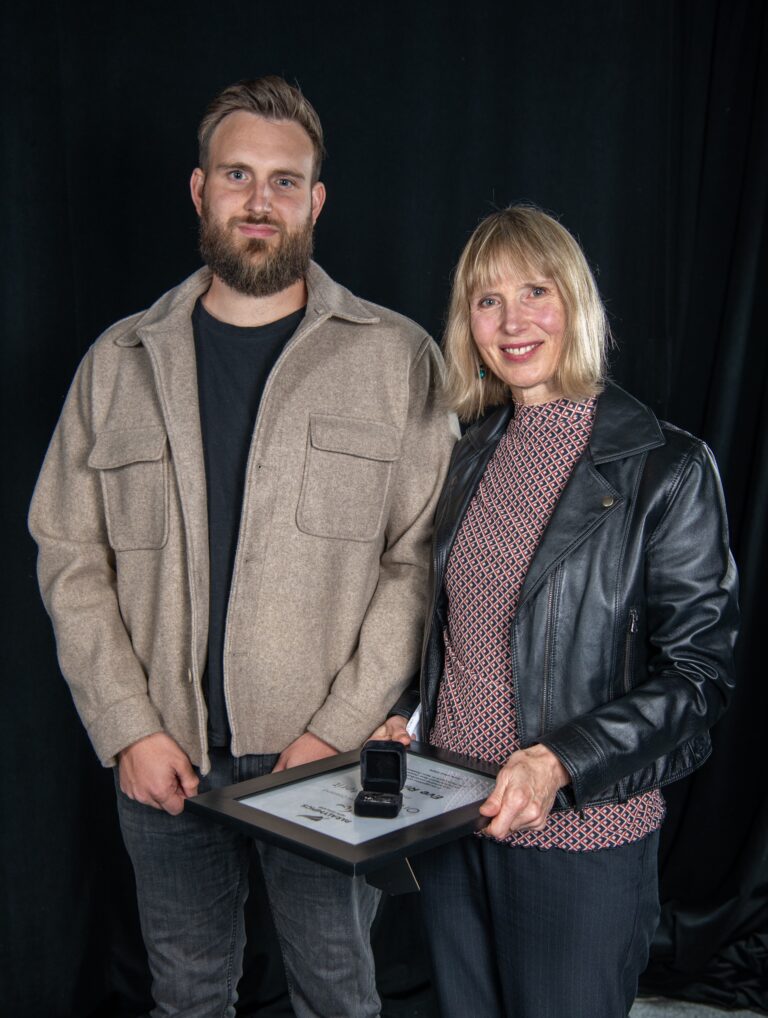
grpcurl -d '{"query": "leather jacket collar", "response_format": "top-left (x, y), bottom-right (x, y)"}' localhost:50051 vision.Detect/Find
top-left (465, 381), bottom-right (664, 462)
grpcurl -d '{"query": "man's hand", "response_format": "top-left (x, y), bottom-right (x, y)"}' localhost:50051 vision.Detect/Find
top-left (368, 715), bottom-right (411, 747)
top-left (273, 732), bottom-right (338, 772)
top-left (118, 732), bottom-right (199, 816)
top-left (479, 744), bottom-right (570, 839)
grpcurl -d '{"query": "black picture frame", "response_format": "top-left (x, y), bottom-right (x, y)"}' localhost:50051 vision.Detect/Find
top-left (186, 741), bottom-right (498, 880)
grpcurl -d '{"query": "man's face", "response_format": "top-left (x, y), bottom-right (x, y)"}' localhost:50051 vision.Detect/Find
top-left (190, 111), bottom-right (326, 298)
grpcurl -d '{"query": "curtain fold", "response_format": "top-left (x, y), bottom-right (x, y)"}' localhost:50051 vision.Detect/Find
top-left (641, 2), bottom-right (768, 1010)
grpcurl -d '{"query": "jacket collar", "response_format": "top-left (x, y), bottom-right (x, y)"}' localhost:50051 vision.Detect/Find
top-left (465, 403), bottom-right (514, 452)
top-left (304, 261), bottom-right (381, 324)
top-left (114, 261), bottom-right (379, 347)
top-left (588, 381), bottom-right (664, 462)
top-left (463, 380), bottom-right (664, 462)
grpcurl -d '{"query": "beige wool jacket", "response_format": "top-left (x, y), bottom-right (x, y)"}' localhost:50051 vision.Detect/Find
top-left (29, 263), bottom-right (458, 773)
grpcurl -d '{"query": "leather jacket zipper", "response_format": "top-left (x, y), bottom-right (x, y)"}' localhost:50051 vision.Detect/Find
top-left (615, 608), bottom-right (639, 804)
top-left (540, 568), bottom-right (560, 736)
top-left (623, 608), bottom-right (639, 693)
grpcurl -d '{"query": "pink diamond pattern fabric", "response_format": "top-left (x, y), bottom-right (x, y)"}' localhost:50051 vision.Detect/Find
top-left (430, 397), bottom-right (665, 851)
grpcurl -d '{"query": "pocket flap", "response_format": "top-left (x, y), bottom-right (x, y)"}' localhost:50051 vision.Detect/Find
top-left (309, 414), bottom-right (400, 462)
top-left (88, 427), bottom-right (167, 470)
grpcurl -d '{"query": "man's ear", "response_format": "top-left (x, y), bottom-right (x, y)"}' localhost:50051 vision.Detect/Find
top-left (311, 181), bottom-right (326, 224)
top-left (190, 168), bottom-right (205, 216)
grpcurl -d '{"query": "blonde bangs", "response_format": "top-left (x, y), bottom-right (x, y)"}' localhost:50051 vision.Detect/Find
top-left (461, 218), bottom-right (555, 304)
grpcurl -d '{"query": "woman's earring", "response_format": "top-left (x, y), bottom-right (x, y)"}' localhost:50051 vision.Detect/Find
top-left (478, 364), bottom-right (487, 380)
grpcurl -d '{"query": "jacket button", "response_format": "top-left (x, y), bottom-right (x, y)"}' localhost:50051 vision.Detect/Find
top-left (601, 494), bottom-right (615, 508)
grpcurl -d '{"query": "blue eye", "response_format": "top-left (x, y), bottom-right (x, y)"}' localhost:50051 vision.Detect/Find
top-left (531, 286), bottom-right (546, 297)
top-left (276, 178), bottom-right (295, 188)
top-left (228, 170), bottom-right (246, 181)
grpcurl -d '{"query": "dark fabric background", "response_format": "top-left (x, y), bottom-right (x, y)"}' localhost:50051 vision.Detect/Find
top-left (2, 1), bottom-right (766, 1015)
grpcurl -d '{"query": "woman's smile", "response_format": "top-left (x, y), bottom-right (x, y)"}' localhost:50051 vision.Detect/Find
top-left (470, 272), bottom-right (566, 404)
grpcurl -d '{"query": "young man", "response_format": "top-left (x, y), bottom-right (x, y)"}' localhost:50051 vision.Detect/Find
top-left (29, 77), bottom-right (457, 1018)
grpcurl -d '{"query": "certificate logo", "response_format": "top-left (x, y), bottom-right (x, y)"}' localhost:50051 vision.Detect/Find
top-left (297, 803), bottom-right (351, 824)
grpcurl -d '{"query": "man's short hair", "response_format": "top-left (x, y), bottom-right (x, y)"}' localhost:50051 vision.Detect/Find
top-left (443, 205), bottom-right (610, 420)
top-left (198, 76), bottom-right (325, 182)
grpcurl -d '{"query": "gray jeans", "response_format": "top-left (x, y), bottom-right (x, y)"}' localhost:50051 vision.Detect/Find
top-left (115, 748), bottom-right (381, 1018)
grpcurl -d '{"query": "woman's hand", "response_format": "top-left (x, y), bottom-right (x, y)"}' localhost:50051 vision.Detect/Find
top-left (368, 715), bottom-right (412, 747)
top-left (479, 744), bottom-right (570, 838)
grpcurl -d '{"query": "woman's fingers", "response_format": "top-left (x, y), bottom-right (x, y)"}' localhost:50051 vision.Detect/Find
top-left (480, 745), bottom-right (570, 838)
top-left (367, 715), bottom-right (412, 746)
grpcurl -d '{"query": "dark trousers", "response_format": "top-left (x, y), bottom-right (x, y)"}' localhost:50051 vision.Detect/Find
top-left (115, 749), bottom-right (381, 1018)
top-left (414, 830), bottom-right (660, 1018)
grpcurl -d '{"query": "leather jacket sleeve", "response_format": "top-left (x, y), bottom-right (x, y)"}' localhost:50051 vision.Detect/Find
top-left (540, 440), bottom-right (739, 806)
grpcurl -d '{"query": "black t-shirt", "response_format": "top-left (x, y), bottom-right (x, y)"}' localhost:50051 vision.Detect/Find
top-left (192, 298), bottom-right (305, 747)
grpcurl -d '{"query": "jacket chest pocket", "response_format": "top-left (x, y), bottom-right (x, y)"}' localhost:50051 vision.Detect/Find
top-left (297, 414), bottom-right (401, 542)
top-left (88, 427), bottom-right (169, 551)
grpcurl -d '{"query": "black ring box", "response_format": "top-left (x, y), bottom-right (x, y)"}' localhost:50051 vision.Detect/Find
top-left (353, 740), bottom-right (407, 818)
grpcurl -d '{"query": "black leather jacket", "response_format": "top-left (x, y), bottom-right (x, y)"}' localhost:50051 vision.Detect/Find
top-left (397, 382), bottom-right (738, 810)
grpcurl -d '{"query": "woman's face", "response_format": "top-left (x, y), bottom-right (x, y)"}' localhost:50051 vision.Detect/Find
top-left (470, 268), bottom-right (566, 405)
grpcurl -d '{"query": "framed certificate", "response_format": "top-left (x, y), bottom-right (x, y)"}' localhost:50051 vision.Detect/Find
top-left (186, 742), bottom-right (498, 885)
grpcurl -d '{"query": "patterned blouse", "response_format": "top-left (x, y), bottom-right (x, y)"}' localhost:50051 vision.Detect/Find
top-left (430, 397), bottom-right (665, 851)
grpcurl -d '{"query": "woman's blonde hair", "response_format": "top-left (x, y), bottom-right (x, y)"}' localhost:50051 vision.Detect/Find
top-left (443, 206), bottom-right (609, 420)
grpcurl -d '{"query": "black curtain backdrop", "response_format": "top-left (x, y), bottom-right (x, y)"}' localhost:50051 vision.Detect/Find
top-left (2, 2), bottom-right (766, 1015)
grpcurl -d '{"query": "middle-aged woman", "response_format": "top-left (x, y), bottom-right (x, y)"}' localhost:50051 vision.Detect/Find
top-left (376, 206), bottom-right (738, 1018)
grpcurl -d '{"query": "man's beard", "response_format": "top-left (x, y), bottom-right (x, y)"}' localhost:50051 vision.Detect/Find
top-left (198, 204), bottom-right (314, 298)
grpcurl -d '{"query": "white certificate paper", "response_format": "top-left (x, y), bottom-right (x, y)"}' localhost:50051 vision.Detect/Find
top-left (239, 752), bottom-right (496, 846)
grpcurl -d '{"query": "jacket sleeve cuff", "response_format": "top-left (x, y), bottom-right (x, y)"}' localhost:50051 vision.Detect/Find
top-left (88, 693), bottom-right (164, 767)
top-left (307, 693), bottom-right (380, 753)
top-left (539, 723), bottom-right (608, 808)
top-left (388, 688), bottom-right (420, 720)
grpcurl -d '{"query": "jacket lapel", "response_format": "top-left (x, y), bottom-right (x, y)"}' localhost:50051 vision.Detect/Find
top-left (517, 382), bottom-right (665, 608)
top-left (517, 452), bottom-right (621, 607)
top-left (434, 406), bottom-right (512, 588)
